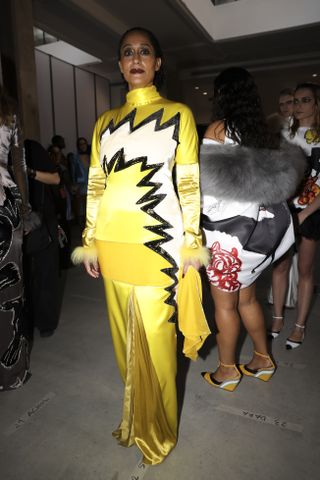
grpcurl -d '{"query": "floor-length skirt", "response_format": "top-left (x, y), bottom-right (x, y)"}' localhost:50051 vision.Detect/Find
top-left (97, 240), bottom-right (178, 465)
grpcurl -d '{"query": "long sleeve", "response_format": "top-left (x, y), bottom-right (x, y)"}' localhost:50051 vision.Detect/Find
top-left (175, 106), bottom-right (209, 266)
top-left (176, 163), bottom-right (208, 265)
top-left (72, 119), bottom-right (106, 263)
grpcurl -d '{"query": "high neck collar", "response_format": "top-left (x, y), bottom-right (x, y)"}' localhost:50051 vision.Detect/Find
top-left (126, 85), bottom-right (161, 106)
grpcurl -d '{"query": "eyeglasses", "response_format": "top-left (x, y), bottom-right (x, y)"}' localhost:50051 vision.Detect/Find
top-left (293, 97), bottom-right (314, 105)
top-left (79, 142), bottom-right (87, 146)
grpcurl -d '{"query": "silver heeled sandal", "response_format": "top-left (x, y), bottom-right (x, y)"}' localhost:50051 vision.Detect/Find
top-left (286, 323), bottom-right (305, 350)
top-left (267, 315), bottom-right (284, 340)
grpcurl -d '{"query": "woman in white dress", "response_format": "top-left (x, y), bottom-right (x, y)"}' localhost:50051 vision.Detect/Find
top-left (200, 68), bottom-right (305, 391)
top-left (269, 83), bottom-right (320, 348)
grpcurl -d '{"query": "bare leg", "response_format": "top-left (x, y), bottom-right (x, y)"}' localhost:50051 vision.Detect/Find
top-left (209, 286), bottom-right (241, 382)
top-left (288, 236), bottom-right (318, 342)
top-left (270, 248), bottom-right (293, 332)
top-left (238, 283), bottom-right (273, 369)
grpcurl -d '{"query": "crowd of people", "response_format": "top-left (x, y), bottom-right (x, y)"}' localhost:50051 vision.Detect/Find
top-left (269, 84), bottom-right (320, 349)
top-left (0, 83), bottom-right (91, 387)
top-left (1, 25), bottom-right (319, 467)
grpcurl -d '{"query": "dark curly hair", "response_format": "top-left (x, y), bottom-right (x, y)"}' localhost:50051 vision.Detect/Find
top-left (118, 27), bottom-right (165, 90)
top-left (290, 82), bottom-right (320, 139)
top-left (212, 67), bottom-right (277, 148)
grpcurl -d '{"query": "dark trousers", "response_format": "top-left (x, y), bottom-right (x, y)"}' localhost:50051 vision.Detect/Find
top-left (23, 239), bottom-right (60, 336)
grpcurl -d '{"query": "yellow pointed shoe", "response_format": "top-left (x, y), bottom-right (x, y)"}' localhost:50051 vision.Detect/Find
top-left (201, 363), bottom-right (242, 392)
top-left (239, 351), bottom-right (276, 382)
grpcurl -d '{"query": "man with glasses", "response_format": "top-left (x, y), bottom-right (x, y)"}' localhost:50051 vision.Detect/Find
top-left (279, 88), bottom-right (294, 129)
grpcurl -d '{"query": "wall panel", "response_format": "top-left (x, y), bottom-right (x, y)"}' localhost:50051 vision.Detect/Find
top-left (110, 84), bottom-right (126, 110)
top-left (35, 50), bottom-right (53, 148)
top-left (95, 75), bottom-right (110, 118)
top-left (75, 68), bottom-right (95, 143)
top-left (34, 51), bottom-right (112, 154)
top-left (51, 57), bottom-right (76, 154)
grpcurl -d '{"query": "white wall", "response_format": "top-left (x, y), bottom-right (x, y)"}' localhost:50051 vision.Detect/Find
top-left (35, 49), bottom-right (110, 153)
top-left (182, 0), bottom-right (320, 40)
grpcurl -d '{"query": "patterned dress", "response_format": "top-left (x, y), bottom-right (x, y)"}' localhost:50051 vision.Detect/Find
top-left (202, 137), bottom-right (296, 291)
top-left (73, 86), bottom-right (205, 464)
top-left (0, 117), bottom-right (30, 390)
top-left (283, 127), bottom-right (320, 240)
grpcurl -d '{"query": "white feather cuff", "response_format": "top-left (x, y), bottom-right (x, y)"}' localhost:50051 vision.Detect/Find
top-left (71, 245), bottom-right (98, 265)
top-left (180, 245), bottom-right (210, 267)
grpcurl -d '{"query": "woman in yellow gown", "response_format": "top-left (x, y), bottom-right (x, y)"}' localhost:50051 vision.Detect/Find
top-left (72, 27), bottom-right (208, 464)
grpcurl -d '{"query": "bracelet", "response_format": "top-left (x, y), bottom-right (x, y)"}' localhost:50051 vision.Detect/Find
top-left (28, 168), bottom-right (36, 179)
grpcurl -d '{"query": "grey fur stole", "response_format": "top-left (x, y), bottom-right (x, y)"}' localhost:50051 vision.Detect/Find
top-left (200, 141), bottom-right (306, 205)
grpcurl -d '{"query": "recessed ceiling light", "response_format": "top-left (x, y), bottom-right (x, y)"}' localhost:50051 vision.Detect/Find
top-left (195, 86), bottom-right (200, 90)
top-left (312, 73), bottom-right (318, 77)
top-left (203, 91), bottom-right (208, 95)
top-left (35, 40), bottom-right (102, 66)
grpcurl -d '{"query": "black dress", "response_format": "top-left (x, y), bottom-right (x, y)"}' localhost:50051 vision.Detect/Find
top-left (23, 140), bottom-right (60, 337)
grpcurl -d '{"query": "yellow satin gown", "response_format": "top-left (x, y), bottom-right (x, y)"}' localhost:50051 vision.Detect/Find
top-left (73, 85), bottom-right (208, 464)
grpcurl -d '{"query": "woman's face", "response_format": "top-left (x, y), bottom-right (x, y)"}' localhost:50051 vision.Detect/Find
top-left (78, 139), bottom-right (88, 153)
top-left (293, 88), bottom-right (318, 126)
top-left (279, 94), bottom-right (293, 118)
top-left (52, 146), bottom-right (60, 155)
top-left (118, 31), bottom-right (161, 91)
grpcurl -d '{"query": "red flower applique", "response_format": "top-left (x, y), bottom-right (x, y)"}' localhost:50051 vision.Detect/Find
top-left (297, 175), bottom-right (320, 206)
top-left (207, 241), bottom-right (242, 291)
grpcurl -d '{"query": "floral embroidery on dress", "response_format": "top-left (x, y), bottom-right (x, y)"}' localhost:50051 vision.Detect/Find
top-left (206, 241), bottom-right (242, 291)
top-left (304, 128), bottom-right (320, 145)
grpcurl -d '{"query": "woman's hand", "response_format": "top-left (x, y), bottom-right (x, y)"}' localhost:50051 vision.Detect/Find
top-left (83, 258), bottom-right (100, 278)
top-left (22, 210), bottom-right (41, 235)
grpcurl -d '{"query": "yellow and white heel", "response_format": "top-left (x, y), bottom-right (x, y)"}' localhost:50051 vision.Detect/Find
top-left (239, 351), bottom-right (276, 382)
top-left (201, 362), bottom-right (242, 392)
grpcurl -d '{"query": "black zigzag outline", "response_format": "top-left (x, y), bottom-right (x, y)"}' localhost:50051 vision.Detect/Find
top-left (102, 112), bottom-right (180, 322)
top-left (101, 108), bottom-right (181, 321)
top-left (0, 187), bottom-right (20, 263)
top-left (100, 107), bottom-right (180, 145)
top-left (0, 296), bottom-right (24, 368)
